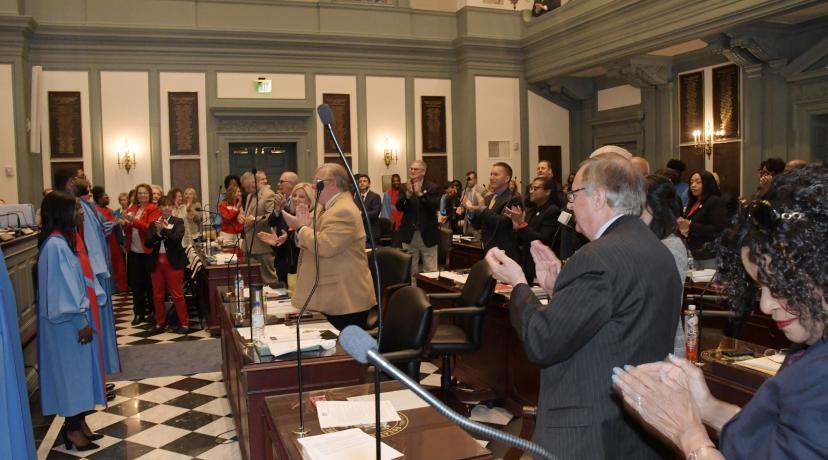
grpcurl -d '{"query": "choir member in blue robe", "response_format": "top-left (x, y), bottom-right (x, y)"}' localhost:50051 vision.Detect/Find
top-left (0, 246), bottom-right (36, 459)
top-left (60, 171), bottom-right (120, 374)
top-left (37, 192), bottom-right (106, 452)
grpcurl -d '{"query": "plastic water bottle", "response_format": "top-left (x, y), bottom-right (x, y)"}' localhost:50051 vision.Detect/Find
top-left (687, 254), bottom-right (695, 273)
top-left (235, 272), bottom-right (245, 298)
top-left (685, 304), bottom-right (699, 362)
top-left (251, 295), bottom-right (264, 344)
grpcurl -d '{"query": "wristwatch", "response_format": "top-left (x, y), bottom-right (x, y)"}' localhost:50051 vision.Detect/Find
top-left (687, 445), bottom-right (716, 460)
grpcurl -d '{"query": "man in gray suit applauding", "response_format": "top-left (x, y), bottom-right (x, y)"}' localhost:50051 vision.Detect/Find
top-left (486, 152), bottom-right (681, 459)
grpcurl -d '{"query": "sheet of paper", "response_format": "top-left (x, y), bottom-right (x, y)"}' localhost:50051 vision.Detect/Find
top-left (316, 400), bottom-right (401, 429)
top-left (689, 269), bottom-right (716, 283)
top-left (235, 321), bottom-right (336, 341)
top-left (263, 286), bottom-right (288, 298)
top-left (267, 338), bottom-right (336, 357)
top-left (734, 355), bottom-right (783, 375)
top-left (419, 271), bottom-right (440, 279)
top-left (265, 299), bottom-right (299, 316)
top-left (297, 428), bottom-right (403, 460)
top-left (213, 253), bottom-right (239, 265)
top-left (347, 389), bottom-right (429, 412)
top-left (469, 404), bottom-right (513, 426)
top-left (440, 272), bottom-right (469, 284)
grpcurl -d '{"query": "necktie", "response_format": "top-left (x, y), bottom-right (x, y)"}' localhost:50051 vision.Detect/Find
top-left (488, 195), bottom-right (496, 209)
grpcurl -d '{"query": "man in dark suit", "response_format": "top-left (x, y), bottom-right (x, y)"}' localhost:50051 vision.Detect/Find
top-left (354, 174), bottom-right (382, 245)
top-left (464, 162), bottom-right (522, 262)
top-left (485, 152), bottom-right (681, 459)
top-left (396, 160), bottom-right (441, 274)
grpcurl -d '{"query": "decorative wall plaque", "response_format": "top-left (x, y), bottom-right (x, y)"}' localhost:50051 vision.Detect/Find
top-left (168, 92), bottom-right (200, 156)
top-left (421, 96), bottom-right (446, 153)
top-left (170, 159), bottom-right (202, 197)
top-left (322, 93), bottom-right (351, 154)
top-left (679, 72), bottom-right (704, 144)
top-left (48, 91), bottom-right (83, 158)
top-left (713, 64), bottom-right (740, 139)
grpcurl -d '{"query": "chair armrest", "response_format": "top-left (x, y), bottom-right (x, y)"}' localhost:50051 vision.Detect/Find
top-left (427, 292), bottom-right (462, 301)
top-left (382, 349), bottom-right (423, 363)
top-left (435, 306), bottom-right (486, 317)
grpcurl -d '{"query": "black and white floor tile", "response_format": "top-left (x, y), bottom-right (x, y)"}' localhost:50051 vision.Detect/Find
top-left (40, 372), bottom-right (240, 460)
top-left (111, 293), bottom-right (212, 347)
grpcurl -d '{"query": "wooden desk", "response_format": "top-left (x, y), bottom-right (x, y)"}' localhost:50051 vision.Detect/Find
top-left (2, 232), bottom-right (38, 394)
top-left (198, 249), bottom-right (261, 335)
top-left (699, 332), bottom-right (773, 407)
top-left (218, 293), bottom-right (365, 460)
top-left (414, 275), bottom-right (540, 416)
top-left (448, 240), bottom-right (482, 270)
top-left (263, 381), bottom-right (492, 460)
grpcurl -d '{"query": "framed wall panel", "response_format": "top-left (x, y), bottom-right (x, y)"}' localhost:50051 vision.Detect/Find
top-left (679, 72), bottom-right (704, 144)
top-left (48, 91), bottom-right (83, 158)
top-left (421, 96), bottom-right (446, 153)
top-left (713, 64), bottom-right (740, 139)
top-left (168, 92), bottom-right (200, 156)
top-left (170, 159), bottom-right (202, 197)
top-left (322, 93), bottom-right (351, 154)
top-left (712, 141), bottom-right (741, 198)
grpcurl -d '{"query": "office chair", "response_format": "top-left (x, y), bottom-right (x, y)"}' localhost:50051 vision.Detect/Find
top-left (369, 285), bottom-right (433, 380)
top-left (378, 217), bottom-right (394, 246)
top-left (437, 226), bottom-right (453, 269)
top-left (365, 247), bottom-right (412, 330)
top-left (427, 259), bottom-right (495, 395)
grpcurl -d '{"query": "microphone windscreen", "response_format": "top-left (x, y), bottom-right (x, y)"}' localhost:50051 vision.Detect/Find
top-left (338, 325), bottom-right (377, 364)
top-left (194, 207), bottom-right (203, 212)
top-left (251, 168), bottom-right (257, 175)
top-left (316, 180), bottom-right (325, 192)
top-left (558, 210), bottom-right (572, 226)
top-left (317, 104), bottom-right (333, 125)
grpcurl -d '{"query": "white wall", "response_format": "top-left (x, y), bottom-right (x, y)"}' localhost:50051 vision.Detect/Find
top-left (414, 77), bottom-right (453, 181)
top-left (160, 72), bottom-right (208, 205)
top-left (597, 84), bottom-right (641, 111)
top-left (528, 90), bottom-right (570, 180)
top-left (366, 76), bottom-right (406, 194)
top-left (314, 74), bottom-right (359, 174)
top-left (100, 71), bottom-right (152, 196)
top-left (0, 64), bottom-right (17, 203)
top-left (474, 76), bottom-right (522, 186)
top-left (217, 72), bottom-right (305, 99)
top-left (40, 71), bottom-right (92, 188)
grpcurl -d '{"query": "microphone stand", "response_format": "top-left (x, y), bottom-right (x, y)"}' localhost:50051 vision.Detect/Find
top-left (317, 103), bottom-right (384, 458)
top-left (246, 168), bottom-right (259, 343)
top-left (292, 181), bottom-right (324, 437)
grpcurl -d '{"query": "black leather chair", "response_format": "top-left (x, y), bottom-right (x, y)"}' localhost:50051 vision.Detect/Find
top-left (370, 286), bottom-right (433, 380)
top-left (378, 217), bottom-right (394, 246)
top-left (437, 226), bottom-right (453, 269)
top-left (365, 247), bottom-right (413, 330)
top-left (427, 260), bottom-right (496, 393)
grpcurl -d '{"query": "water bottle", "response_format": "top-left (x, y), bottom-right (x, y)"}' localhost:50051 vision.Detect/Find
top-left (687, 253), bottom-right (695, 273)
top-left (251, 294), bottom-right (264, 344)
top-left (685, 304), bottom-right (699, 362)
top-left (235, 272), bottom-right (245, 298)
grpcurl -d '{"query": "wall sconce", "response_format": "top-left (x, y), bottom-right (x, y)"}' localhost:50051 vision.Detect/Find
top-left (692, 122), bottom-right (723, 159)
top-left (117, 139), bottom-right (137, 173)
top-left (383, 138), bottom-right (398, 168)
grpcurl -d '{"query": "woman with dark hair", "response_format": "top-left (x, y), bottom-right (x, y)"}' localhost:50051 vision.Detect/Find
top-left (122, 183), bottom-right (160, 325)
top-left (37, 191), bottom-right (106, 452)
top-left (614, 163), bottom-right (828, 459)
top-left (676, 170), bottom-right (728, 269)
top-left (642, 174), bottom-right (687, 356)
top-left (145, 196), bottom-right (189, 334)
top-left (505, 176), bottom-right (563, 282)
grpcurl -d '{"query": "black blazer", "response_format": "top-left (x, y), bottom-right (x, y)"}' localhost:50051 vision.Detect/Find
top-left (470, 189), bottom-right (522, 262)
top-left (685, 195), bottom-right (728, 260)
top-left (510, 215), bottom-right (681, 459)
top-left (516, 200), bottom-right (561, 282)
top-left (395, 180), bottom-right (441, 247)
top-left (355, 190), bottom-right (382, 241)
top-left (267, 210), bottom-right (299, 275)
top-left (144, 216), bottom-right (187, 271)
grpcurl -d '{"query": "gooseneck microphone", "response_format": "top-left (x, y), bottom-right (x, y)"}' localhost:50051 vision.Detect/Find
top-left (339, 326), bottom-right (556, 460)
top-left (317, 103), bottom-right (384, 458)
top-left (293, 178), bottom-right (325, 437)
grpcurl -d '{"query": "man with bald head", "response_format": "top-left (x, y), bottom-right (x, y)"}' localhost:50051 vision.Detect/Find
top-left (785, 159), bottom-right (807, 171)
top-left (267, 170), bottom-right (300, 284)
top-left (485, 152), bottom-right (680, 459)
top-left (630, 156), bottom-right (650, 175)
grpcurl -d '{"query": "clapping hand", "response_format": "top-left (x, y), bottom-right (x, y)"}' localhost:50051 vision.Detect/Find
top-left (257, 229), bottom-right (288, 247)
top-left (282, 203), bottom-right (311, 231)
top-left (485, 247), bottom-right (527, 287)
top-left (676, 217), bottom-right (690, 237)
top-left (530, 241), bottom-right (561, 295)
top-left (504, 205), bottom-right (525, 228)
top-left (273, 193), bottom-right (286, 212)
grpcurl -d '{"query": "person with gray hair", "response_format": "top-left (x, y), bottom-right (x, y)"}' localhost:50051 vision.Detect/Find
top-left (484, 151), bottom-right (681, 459)
top-left (396, 159), bottom-right (441, 274)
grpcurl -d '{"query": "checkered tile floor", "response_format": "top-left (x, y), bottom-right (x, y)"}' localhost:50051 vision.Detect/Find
top-left (111, 293), bottom-right (212, 347)
top-left (41, 372), bottom-right (240, 460)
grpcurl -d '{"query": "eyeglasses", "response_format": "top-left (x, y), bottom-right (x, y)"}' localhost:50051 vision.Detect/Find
top-left (529, 185), bottom-right (546, 192)
top-left (747, 199), bottom-right (804, 230)
top-left (565, 187), bottom-right (585, 203)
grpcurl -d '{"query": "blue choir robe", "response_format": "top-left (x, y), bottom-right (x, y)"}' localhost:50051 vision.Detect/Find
top-left (0, 247), bottom-right (36, 460)
top-left (37, 235), bottom-right (106, 417)
top-left (80, 199), bottom-right (121, 373)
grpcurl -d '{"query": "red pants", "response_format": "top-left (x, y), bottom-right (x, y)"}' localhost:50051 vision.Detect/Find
top-left (151, 254), bottom-right (188, 327)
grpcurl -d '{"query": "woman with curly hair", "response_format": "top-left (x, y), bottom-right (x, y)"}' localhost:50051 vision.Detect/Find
top-left (613, 163), bottom-right (828, 459)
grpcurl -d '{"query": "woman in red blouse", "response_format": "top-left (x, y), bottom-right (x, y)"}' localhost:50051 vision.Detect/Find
top-left (122, 183), bottom-right (160, 325)
top-left (218, 183), bottom-right (243, 247)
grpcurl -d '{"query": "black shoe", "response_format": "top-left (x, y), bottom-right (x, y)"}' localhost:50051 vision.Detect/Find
top-left (177, 326), bottom-right (191, 335)
top-left (61, 426), bottom-right (100, 452)
top-left (106, 391), bottom-right (116, 401)
top-left (130, 316), bottom-right (143, 326)
top-left (106, 383), bottom-right (115, 391)
top-left (149, 325), bottom-right (166, 335)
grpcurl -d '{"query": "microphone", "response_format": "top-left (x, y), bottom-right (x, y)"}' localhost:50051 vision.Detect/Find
top-left (339, 326), bottom-right (556, 460)
top-left (194, 206), bottom-right (220, 215)
top-left (0, 212), bottom-right (22, 235)
top-left (317, 103), bottom-right (333, 126)
top-left (316, 179), bottom-right (325, 192)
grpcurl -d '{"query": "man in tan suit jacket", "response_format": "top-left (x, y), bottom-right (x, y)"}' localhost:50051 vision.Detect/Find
top-left (240, 170), bottom-right (278, 286)
top-left (283, 164), bottom-right (376, 330)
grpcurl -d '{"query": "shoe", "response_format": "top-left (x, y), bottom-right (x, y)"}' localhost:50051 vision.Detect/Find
top-left (149, 325), bottom-right (166, 334)
top-left (106, 391), bottom-right (116, 402)
top-left (80, 421), bottom-right (103, 441)
top-left (106, 383), bottom-right (115, 391)
top-left (130, 316), bottom-right (143, 326)
top-left (177, 326), bottom-right (191, 335)
top-left (61, 426), bottom-right (100, 452)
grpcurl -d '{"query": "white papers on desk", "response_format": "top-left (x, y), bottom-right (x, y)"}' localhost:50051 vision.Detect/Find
top-left (347, 389), bottom-right (429, 412)
top-left (419, 271), bottom-right (440, 279)
top-left (316, 400), bottom-right (400, 429)
top-left (690, 269), bottom-right (716, 283)
top-left (267, 338), bottom-right (336, 357)
top-left (264, 286), bottom-right (289, 298)
top-left (235, 322), bottom-right (336, 341)
top-left (469, 404), bottom-right (513, 426)
top-left (297, 428), bottom-right (403, 460)
top-left (265, 299), bottom-right (299, 316)
top-left (439, 271), bottom-right (469, 284)
top-left (213, 253), bottom-right (239, 265)
top-left (734, 355), bottom-right (783, 375)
